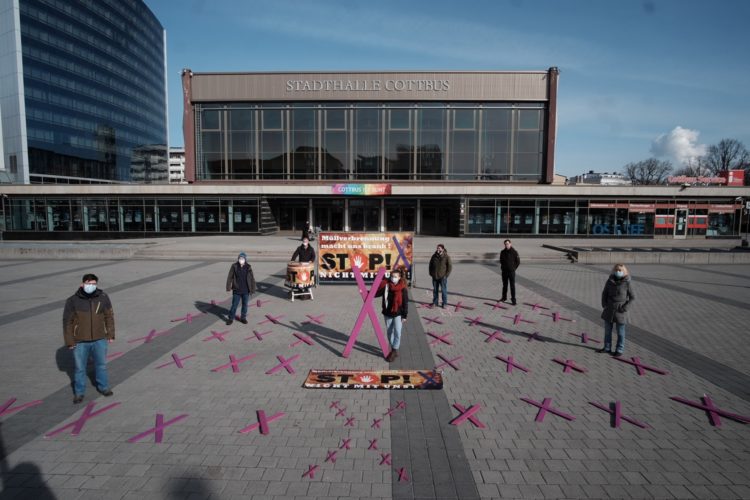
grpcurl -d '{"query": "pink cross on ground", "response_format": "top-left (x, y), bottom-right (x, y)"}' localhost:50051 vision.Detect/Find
top-left (552, 358), bottom-right (588, 374)
top-left (426, 331), bottom-right (453, 346)
top-left (127, 413), bottom-right (188, 443)
top-left (384, 407), bottom-right (396, 417)
top-left (340, 438), bottom-right (352, 450)
top-left (435, 354), bottom-right (463, 371)
top-left (329, 401), bottom-right (340, 409)
top-left (614, 356), bottom-right (669, 376)
top-left (521, 397), bottom-right (575, 422)
top-left (155, 353), bottom-right (195, 369)
top-left (395, 400), bottom-right (406, 410)
top-left (128, 328), bottom-right (171, 344)
top-left (239, 410), bottom-right (286, 434)
top-left (423, 316), bottom-right (444, 325)
top-left (249, 299), bottom-right (270, 308)
top-left (524, 302), bottom-right (550, 311)
top-left (345, 417), bottom-right (356, 427)
top-left (45, 401), bottom-right (121, 437)
top-left (342, 267), bottom-right (391, 359)
top-left (485, 300), bottom-right (509, 311)
top-left (290, 332), bottom-right (315, 347)
top-left (368, 439), bottom-right (378, 450)
top-left (495, 355), bottom-right (530, 374)
top-left (379, 453), bottom-right (392, 465)
top-left (335, 407), bottom-right (347, 417)
top-left (325, 450), bottom-right (338, 463)
top-left (480, 329), bottom-right (511, 344)
top-left (202, 330), bottom-right (230, 342)
top-left (211, 353), bottom-right (257, 373)
top-left (106, 352), bottom-right (124, 361)
top-left (371, 418), bottom-right (382, 429)
top-left (541, 311), bottom-right (575, 323)
top-left (450, 403), bottom-right (486, 428)
top-left (417, 301), bottom-right (435, 309)
top-left (670, 394), bottom-right (750, 427)
top-left (265, 354), bottom-right (301, 375)
top-left (568, 332), bottom-right (600, 344)
top-left (0, 398), bottom-right (43, 417)
top-left (452, 301), bottom-right (474, 312)
top-left (170, 312), bottom-right (206, 324)
top-left (245, 329), bottom-right (272, 341)
top-left (302, 313), bottom-right (325, 325)
top-left (396, 467), bottom-right (409, 482)
top-left (302, 464), bottom-right (319, 479)
top-left (589, 401), bottom-right (650, 429)
top-left (503, 313), bottom-right (536, 325)
top-left (259, 313), bottom-right (285, 325)
top-left (465, 315), bottom-right (483, 327)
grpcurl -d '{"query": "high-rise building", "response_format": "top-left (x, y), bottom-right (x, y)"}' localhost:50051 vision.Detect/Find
top-left (0, 0), bottom-right (168, 184)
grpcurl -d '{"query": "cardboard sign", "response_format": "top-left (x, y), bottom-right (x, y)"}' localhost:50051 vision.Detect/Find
top-left (303, 369), bottom-right (443, 389)
top-left (317, 232), bottom-right (413, 283)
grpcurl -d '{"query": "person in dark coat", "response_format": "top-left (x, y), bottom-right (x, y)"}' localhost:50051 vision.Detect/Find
top-left (301, 220), bottom-right (311, 241)
top-left (428, 244), bottom-right (452, 308)
top-left (598, 263), bottom-right (635, 357)
top-left (499, 239), bottom-right (520, 305)
top-left (375, 268), bottom-right (409, 362)
top-left (291, 237), bottom-right (315, 263)
top-left (63, 273), bottom-right (115, 404)
top-left (225, 251), bottom-right (257, 325)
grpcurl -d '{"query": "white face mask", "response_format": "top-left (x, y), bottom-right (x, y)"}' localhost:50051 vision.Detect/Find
top-left (238, 258), bottom-right (246, 265)
top-left (83, 283), bottom-right (97, 294)
top-left (391, 276), bottom-right (400, 284)
top-left (614, 271), bottom-right (624, 278)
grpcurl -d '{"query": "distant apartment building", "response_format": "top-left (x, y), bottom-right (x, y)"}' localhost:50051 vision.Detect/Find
top-left (0, 0), bottom-right (168, 184)
top-left (169, 147), bottom-right (186, 184)
top-left (569, 170), bottom-right (632, 186)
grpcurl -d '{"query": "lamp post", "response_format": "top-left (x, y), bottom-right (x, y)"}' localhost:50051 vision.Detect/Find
top-left (738, 197), bottom-right (748, 247)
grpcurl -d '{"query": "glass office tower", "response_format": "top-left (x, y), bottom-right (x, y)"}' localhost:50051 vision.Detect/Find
top-left (0, 0), bottom-right (168, 184)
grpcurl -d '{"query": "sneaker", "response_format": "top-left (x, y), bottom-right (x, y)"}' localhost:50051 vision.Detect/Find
top-left (226, 319), bottom-right (233, 325)
top-left (440, 304), bottom-right (446, 309)
top-left (73, 395), bottom-right (84, 404)
top-left (511, 300), bottom-right (517, 306)
top-left (99, 389), bottom-right (113, 397)
top-left (239, 318), bottom-right (248, 324)
top-left (613, 352), bottom-right (624, 357)
top-left (501, 298), bottom-right (507, 302)
top-left (596, 348), bottom-right (610, 354)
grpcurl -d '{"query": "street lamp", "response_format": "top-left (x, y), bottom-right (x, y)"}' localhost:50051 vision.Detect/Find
top-left (738, 197), bottom-right (748, 247)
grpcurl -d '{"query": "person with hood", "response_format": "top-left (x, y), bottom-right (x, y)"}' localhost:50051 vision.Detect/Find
top-left (376, 268), bottom-right (409, 362)
top-left (428, 244), bottom-right (452, 308)
top-left (291, 236), bottom-right (315, 263)
top-left (226, 251), bottom-right (256, 325)
top-left (499, 239), bottom-right (520, 305)
top-left (63, 273), bottom-right (115, 404)
top-left (598, 263), bottom-right (635, 357)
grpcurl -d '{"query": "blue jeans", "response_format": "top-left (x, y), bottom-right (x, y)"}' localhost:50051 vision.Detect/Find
top-left (604, 321), bottom-right (626, 353)
top-left (432, 277), bottom-right (448, 306)
top-left (229, 292), bottom-right (249, 320)
top-left (384, 315), bottom-right (403, 350)
top-left (73, 339), bottom-right (109, 396)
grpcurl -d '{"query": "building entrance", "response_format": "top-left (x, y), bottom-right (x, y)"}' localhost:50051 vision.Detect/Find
top-left (385, 201), bottom-right (416, 232)
top-left (313, 200), bottom-right (344, 231)
top-left (421, 199), bottom-right (460, 236)
top-left (269, 199), bottom-right (308, 233)
top-left (349, 199), bottom-right (380, 231)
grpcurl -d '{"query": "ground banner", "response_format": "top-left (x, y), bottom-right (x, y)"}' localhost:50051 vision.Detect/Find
top-left (303, 369), bottom-right (443, 389)
top-left (317, 231), bottom-right (413, 283)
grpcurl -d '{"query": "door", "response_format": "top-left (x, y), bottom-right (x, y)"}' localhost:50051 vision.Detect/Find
top-left (674, 209), bottom-right (688, 239)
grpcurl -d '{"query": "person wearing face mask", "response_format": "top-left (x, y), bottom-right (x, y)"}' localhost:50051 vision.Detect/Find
top-left (226, 252), bottom-right (257, 325)
top-left (375, 268), bottom-right (409, 362)
top-left (291, 237), bottom-right (316, 263)
top-left (63, 273), bottom-right (115, 404)
top-left (428, 244), bottom-right (452, 308)
top-left (598, 263), bottom-right (635, 357)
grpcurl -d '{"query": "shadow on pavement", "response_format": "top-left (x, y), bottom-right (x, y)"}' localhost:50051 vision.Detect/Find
top-left (0, 423), bottom-right (57, 499)
top-left (287, 319), bottom-right (384, 359)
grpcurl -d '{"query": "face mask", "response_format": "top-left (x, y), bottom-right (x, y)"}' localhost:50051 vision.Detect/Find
top-left (614, 271), bottom-right (624, 278)
top-left (83, 284), bottom-right (97, 294)
top-left (391, 276), bottom-right (400, 284)
top-left (238, 258), bottom-right (246, 265)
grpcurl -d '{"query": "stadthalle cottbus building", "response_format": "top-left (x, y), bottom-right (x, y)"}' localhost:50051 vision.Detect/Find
top-left (3, 68), bottom-right (749, 239)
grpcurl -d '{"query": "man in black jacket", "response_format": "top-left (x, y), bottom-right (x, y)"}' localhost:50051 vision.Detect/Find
top-left (499, 239), bottom-right (520, 305)
top-left (291, 237), bottom-right (315, 263)
top-left (226, 252), bottom-right (256, 325)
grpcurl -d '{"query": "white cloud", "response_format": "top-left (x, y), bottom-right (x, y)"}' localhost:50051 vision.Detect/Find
top-left (650, 126), bottom-right (707, 165)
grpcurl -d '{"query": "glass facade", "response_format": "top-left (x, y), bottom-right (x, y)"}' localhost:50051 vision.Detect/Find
top-left (19, 0), bottom-right (167, 183)
top-left (194, 102), bottom-right (547, 182)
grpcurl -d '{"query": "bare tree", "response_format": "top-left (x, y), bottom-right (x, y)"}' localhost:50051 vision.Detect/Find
top-left (622, 158), bottom-right (673, 185)
top-left (703, 139), bottom-right (749, 174)
top-left (673, 156), bottom-right (711, 177)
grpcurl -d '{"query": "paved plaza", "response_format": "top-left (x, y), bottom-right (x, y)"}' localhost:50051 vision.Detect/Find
top-left (0, 237), bottom-right (749, 500)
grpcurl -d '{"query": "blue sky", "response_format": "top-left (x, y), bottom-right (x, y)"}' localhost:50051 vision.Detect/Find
top-left (147, 0), bottom-right (750, 178)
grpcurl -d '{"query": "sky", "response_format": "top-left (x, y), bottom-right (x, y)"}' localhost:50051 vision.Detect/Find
top-left (147, 0), bottom-right (750, 178)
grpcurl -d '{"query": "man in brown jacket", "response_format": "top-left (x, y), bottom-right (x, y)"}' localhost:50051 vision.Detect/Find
top-left (63, 273), bottom-right (115, 404)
